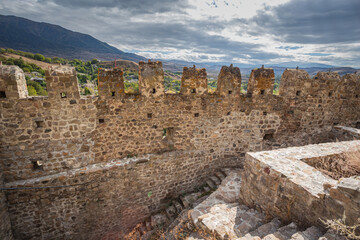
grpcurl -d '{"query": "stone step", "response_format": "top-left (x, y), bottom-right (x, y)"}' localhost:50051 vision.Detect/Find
top-left (222, 168), bottom-right (236, 176)
top-left (165, 205), bottom-right (177, 220)
top-left (203, 186), bottom-right (211, 192)
top-left (262, 222), bottom-right (298, 240)
top-left (239, 218), bottom-right (282, 240)
top-left (173, 200), bottom-right (184, 214)
top-left (318, 230), bottom-right (347, 240)
top-left (186, 232), bottom-right (206, 240)
top-left (197, 202), bottom-right (248, 239)
top-left (151, 213), bottom-right (169, 227)
top-left (145, 220), bottom-right (152, 231)
top-left (191, 170), bottom-right (243, 225)
top-left (205, 178), bottom-right (216, 189)
top-left (215, 170), bottom-right (227, 181)
top-left (233, 207), bottom-right (266, 238)
top-left (290, 226), bottom-right (323, 240)
top-left (209, 175), bottom-right (222, 185)
top-left (180, 192), bottom-right (202, 208)
top-left (196, 203), bottom-right (265, 240)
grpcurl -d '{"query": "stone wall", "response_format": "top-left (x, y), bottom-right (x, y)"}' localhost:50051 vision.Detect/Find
top-left (0, 171), bottom-right (13, 240)
top-left (0, 65), bottom-right (28, 99)
top-left (240, 139), bottom-right (360, 228)
top-left (98, 67), bottom-right (125, 98)
top-left (0, 63), bottom-right (360, 239)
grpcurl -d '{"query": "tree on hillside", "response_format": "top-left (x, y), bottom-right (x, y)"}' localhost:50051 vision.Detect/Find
top-left (91, 58), bottom-right (99, 64)
top-left (34, 53), bottom-right (45, 61)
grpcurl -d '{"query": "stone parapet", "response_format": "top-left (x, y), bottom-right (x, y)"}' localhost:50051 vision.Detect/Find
top-left (241, 140), bottom-right (360, 227)
top-left (247, 66), bottom-right (275, 96)
top-left (138, 60), bottom-right (164, 97)
top-left (180, 65), bottom-right (208, 95)
top-left (98, 68), bottom-right (125, 98)
top-left (216, 64), bottom-right (241, 96)
top-left (0, 65), bottom-right (28, 99)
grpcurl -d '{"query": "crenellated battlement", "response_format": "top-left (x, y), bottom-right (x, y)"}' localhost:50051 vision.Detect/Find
top-left (45, 65), bottom-right (80, 100)
top-left (181, 65), bottom-right (208, 95)
top-left (247, 66), bottom-right (275, 97)
top-left (0, 65), bottom-right (28, 99)
top-left (138, 60), bottom-right (165, 97)
top-left (216, 64), bottom-right (241, 96)
top-left (98, 67), bottom-right (125, 98)
top-left (1, 62), bottom-right (358, 101)
top-left (279, 69), bottom-right (311, 97)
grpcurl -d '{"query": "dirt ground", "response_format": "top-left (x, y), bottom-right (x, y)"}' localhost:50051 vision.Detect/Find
top-left (304, 151), bottom-right (360, 180)
top-left (2, 53), bottom-right (58, 69)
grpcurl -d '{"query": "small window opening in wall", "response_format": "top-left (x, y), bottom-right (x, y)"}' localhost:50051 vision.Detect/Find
top-left (263, 111), bottom-right (267, 116)
top-left (191, 89), bottom-right (196, 93)
top-left (356, 94), bottom-right (359, 98)
top-left (99, 119), bottom-right (105, 124)
top-left (35, 120), bottom-right (44, 128)
top-left (0, 91), bottom-right (6, 98)
top-left (263, 133), bottom-right (274, 140)
top-left (32, 160), bottom-right (43, 171)
top-left (152, 88), bottom-right (156, 94)
top-left (227, 112), bottom-right (231, 116)
top-left (111, 91), bottom-right (115, 97)
top-left (356, 122), bottom-right (360, 129)
top-left (194, 113), bottom-right (199, 117)
top-left (60, 92), bottom-right (67, 98)
top-left (163, 127), bottom-right (174, 139)
top-left (296, 90), bottom-right (301, 96)
top-left (260, 90), bottom-right (265, 95)
top-left (329, 92), bottom-right (333, 97)
top-left (147, 113), bottom-right (152, 119)
top-left (228, 90), bottom-right (232, 94)
top-left (315, 77), bottom-right (318, 79)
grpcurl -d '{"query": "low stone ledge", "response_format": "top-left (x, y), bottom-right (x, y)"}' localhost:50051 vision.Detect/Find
top-left (240, 140), bottom-right (360, 227)
top-left (334, 125), bottom-right (360, 138)
top-left (5, 149), bottom-right (206, 188)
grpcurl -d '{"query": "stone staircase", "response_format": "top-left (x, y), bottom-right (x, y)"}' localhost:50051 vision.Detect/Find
top-left (185, 170), bottom-right (346, 240)
top-left (130, 169), bottom-right (346, 240)
top-left (128, 169), bottom-right (230, 239)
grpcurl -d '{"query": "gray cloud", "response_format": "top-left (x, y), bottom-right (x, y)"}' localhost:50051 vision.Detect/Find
top-left (247, 0), bottom-right (360, 44)
top-left (0, 0), bottom-right (359, 67)
top-left (37, 0), bottom-right (190, 14)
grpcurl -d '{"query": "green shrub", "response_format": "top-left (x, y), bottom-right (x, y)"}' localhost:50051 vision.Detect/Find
top-left (26, 80), bottom-right (47, 96)
top-left (27, 85), bottom-right (37, 96)
top-left (34, 53), bottom-right (45, 61)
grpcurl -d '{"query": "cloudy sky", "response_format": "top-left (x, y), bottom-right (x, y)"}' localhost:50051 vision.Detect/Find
top-left (0, 0), bottom-right (360, 67)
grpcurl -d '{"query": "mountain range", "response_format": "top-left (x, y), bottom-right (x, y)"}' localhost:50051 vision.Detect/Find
top-left (0, 15), bottom-right (359, 76)
top-left (0, 15), bottom-right (145, 62)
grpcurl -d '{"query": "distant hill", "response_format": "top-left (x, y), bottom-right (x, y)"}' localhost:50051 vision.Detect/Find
top-left (100, 60), bottom-right (140, 71)
top-left (0, 15), bottom-right (146, 62)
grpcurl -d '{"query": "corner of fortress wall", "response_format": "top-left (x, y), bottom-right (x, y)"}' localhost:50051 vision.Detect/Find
top-left (247, 66), bottom-right (275, 96)
top-left (216, 64), bottom-right (242, 96)
top-left (138, 60), bottom-right (165, 97)
top-left (45, 65), bottom-right (81, 99)
top-left (98, 67), bottom-right (125, 99)
top-left (180, 65), bottom-right (208, 95)
top-left (1, 61), bottom-right (360, 239)
top-left (0, 65), bottom-right (28, 99)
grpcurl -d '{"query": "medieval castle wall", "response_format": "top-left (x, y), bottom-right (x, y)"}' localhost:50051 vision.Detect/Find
top-left (0, 63), bottom-right (359, 239)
